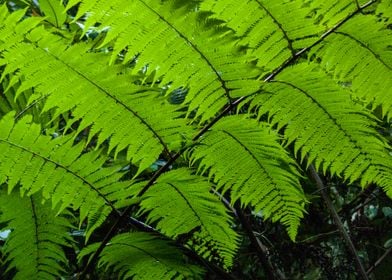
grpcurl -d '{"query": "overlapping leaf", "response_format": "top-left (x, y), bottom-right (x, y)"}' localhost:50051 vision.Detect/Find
top-left (65, 0), bottom-right (261, 121)
top-left (200, 0), bottom-right (322, 74)
top-left (0, 15), bottom-right (192, 172)
top-left (249, 63), bottom-right (392, 197)
top-left (79, 232), bottom-right (204, 280)
top-left (130, 169), bottom-right (239, 269)
top-left (310, 14), bottom-right (392, 118)
top-left (191, 116), bottom-right (307, 240)
top-left (0, 113), bottom-right (129, 238)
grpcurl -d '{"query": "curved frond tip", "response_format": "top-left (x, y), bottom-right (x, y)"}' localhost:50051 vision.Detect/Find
top-left (131, 168), bottom-right (239, 269)
top-left (79, 232), bottom-right (204, 280)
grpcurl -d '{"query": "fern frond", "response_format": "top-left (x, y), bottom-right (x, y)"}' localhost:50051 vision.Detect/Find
top-left (0, 5), bottom-right (41, 53)
top-left (309, 0), bottom-right (370, 27)
top-left (79, 232), bottom-right (204, 279)
top-left (190, 116), bottom-right (306, 240)
top-left (200, 0), bottom-right (323, 73)
top-left (0, 190), bottom-right (72, 280)
top-left (0, 113), bottom-right (130, 238)
top-left (130, 168), bottom-right (239, 269)
top-left (249, 63), bottom-right (392, 197)
top-left (0, 79), bottom-right (29, 117)
top-left (376, 0), bottom-right (392, 20)
top-left (310, 14), bottom-right (392, 118)
top-left (65, 0), bottom-right (261, 121)
top-left (38, 0), bottom-right (67, 27)
top-left (0, 20), bottom-right (192, 172)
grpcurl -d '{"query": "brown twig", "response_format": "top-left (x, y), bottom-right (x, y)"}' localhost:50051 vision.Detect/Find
top-left (366, 247), bottom-right (392, 275)
top-left (298, 230), bottom-right (339, 244)
top-left (235, 205), bottom-right (281, 280)
top-left (309, 165), bottom-right (369, 280)
top-left (337, 184), bottom-right (377, 216)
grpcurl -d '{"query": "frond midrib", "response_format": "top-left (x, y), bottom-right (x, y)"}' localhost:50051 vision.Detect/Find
top-left (136, 0), bottom-right (232, 102)
top-left (254, 0), bottom-right (295, 55)
top-left (334, 31), bottom-right (392, 70)
top-left (271, 79), bottom-right (369, 156)
top-left (29, 196), bottom-right (40, 275)
top-left (33, 43), bottom-right (171, 156)
top-left (220, 129), bottom-right (288, 208)
top-left (44, 1), bottom-right (61, 27)
top-left (112, 242), bottom-right (170, 265)
top-left (167, 182), bottom-right (205, 226)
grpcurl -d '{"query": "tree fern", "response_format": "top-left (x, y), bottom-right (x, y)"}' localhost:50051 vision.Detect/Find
top-left (0, 191), bottom-right (72, 279)
top-left (0, 0), bottom-right (391, 278)
top-left (200, 0), bottom-right (322, 73)
top-left (0, 21), bottom-right (192, 172)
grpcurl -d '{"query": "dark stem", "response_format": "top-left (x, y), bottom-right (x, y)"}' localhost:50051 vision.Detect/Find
top-left (337, 184), bottom-right (377, 216)
top-left (350, 194), bottom-right (378, 214)
top-left (308, 165), bottom-right (369, 280)
top-left (297, 230), bottom-right (339, 244)
top-left (235, 204), bottom-right (281, 280)
top-left (366, 247), bottom-right (392, 275)
top-left (14, 94), bottom-right (49, 120)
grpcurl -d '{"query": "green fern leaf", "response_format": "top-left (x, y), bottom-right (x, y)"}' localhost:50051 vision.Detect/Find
top-left (79, 232), bottom-right (204, 279)
top-left (0, 20), bottom-right (192, 172)
top-left (0, 190), bottom-right (72, 280)
top-left (65, 0), bottom-right (261, 121)
top-left (200, 0), bottom-right (323, 73)
top-left (0, 5), bottom-right (41, 53)
top-left (249, 63), bottom-right (392, 197)
top-left (310, 14), bottom-right (392, 117)
top-left (190, 116), bottom-right (306, 240)
top-left (310, 0), bottom-right (371, 27)
top-left (39, 0), bottom-right (67, 27)
top-left (130, 168), bottom-right (239, 269)
top-left (0, 112), bottom-right (130, 238)
top-left (376, 0), bottom-right (392, 20)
